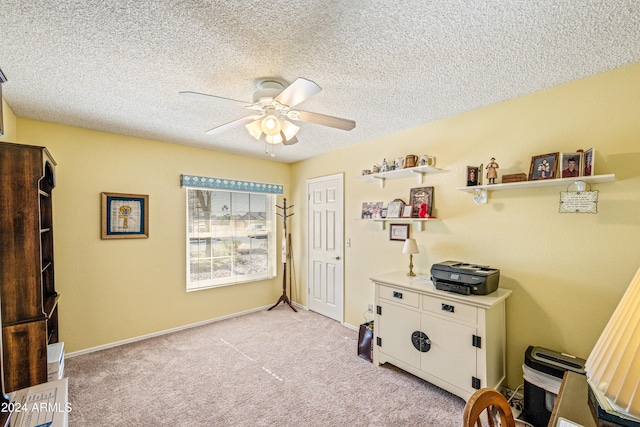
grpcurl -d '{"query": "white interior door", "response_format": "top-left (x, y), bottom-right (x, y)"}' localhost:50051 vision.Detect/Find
top-left (307, 174), bottom-right (344, 322)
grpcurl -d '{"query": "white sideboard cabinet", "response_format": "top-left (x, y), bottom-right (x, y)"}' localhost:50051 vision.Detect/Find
top-left (371, 272), bottom-right (511, 401)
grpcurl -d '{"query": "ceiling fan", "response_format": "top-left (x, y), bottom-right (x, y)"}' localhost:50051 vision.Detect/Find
top-left (180, 78), bottom-right (356, 147)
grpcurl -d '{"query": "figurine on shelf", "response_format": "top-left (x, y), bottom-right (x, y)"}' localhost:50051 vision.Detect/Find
top-left (486, 157), bottom-right (499, 184)
top-left (418, 203), bottom-right (428, 218)
top-left (380, 158), bottom-right (389, 172)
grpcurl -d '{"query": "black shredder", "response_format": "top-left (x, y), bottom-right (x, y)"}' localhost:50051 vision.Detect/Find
top-left (521, 346), bottom-right (586, 427)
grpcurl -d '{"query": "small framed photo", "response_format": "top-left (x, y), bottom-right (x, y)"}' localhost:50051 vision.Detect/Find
top-left (387, 201), bottom-right (403, 218)
top-left (361, 202), bottom-right (383, 219)
top-left (101, 192), bottom-right (149, 239)
top-left (528, 153), bottom-right (559, 180)
top-left (389, 224), bottom-right (410, 241)
top-left (583, 148), bottom-right (595, 176)
top-left (466, 165), bottom-right (481, 186)
top-left (401, 205), bottom-right (413, 218)
top-left (560, 152), bottom-right (583, 178)
top-left (409, 186), bottom-right (434, 217)
top-left (380, 207), bottom-right (388, 218)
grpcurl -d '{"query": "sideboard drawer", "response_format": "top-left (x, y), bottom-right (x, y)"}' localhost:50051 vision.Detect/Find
top-left (422, 295), bottom-right (477, 324)
top-left (378, 285), bottom-right (420, 308)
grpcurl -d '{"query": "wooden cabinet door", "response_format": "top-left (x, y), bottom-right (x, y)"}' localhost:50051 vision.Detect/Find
top-left (2, 320), bottom-right (48, 392)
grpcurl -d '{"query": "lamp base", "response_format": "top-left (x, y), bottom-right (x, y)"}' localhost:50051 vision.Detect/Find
top-left (407, 253), bottom-right (415, 276)
top-left (588, 384), bottom-right (640, 427)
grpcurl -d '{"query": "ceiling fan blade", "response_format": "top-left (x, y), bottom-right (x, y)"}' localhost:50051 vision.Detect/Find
top-left (180, 91), bottom-right (251, 108)
top-left (295, 110), bottom-right (356, 131)
top-left (275, 78), bottom-right (322, 108)
top-left (205, 116), bottom-right (257, 135)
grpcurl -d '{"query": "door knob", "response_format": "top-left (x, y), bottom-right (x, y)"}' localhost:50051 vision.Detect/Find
top-left (333, 256), bottom-right (341, 260)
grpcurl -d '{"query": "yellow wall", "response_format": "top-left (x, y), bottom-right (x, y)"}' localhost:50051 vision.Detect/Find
top-left (11, 120), bottom-right (289, 353)
top-left (4, 61), bottom-right (639, 389)
top-left (290, 62), bottom-right (640, 389)
top-left (0, 97), bottom-right (17, 142)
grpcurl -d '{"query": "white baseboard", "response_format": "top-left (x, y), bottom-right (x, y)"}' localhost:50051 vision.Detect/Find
top-left (65, 304), bottom-right (273, 359)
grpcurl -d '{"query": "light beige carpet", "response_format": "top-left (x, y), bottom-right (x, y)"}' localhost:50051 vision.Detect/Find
top-left (65, 306), bottom-right (465, 426)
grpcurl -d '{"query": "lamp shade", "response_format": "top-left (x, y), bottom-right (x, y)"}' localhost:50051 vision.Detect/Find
top-left (265, 134), bottom-right (283, 145)
top-left (402, 238), bottom-right (419, 255)
top-left (281, 119), bottom-right (300, 141)
top-left (585, 266), bottom-right (640, 418)
top-left (245, 119), bottom-right (263, 140)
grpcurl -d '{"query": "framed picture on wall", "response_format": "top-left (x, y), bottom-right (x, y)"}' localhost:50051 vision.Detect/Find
top-left (389, 224), bottom-right (409, 241)
top-left (560, 152), bottom-right (582, 178)
top-left (361, 201), bottom-right (383, 219)
top-left (101, 192), bottom-right (149, 239)
top-left (583, 148), bottom-right (595, 176)
top-left (467, 165), bottom-right (482, 186)
top-left (409, 187), bottom-right (434, 217)
top-left (528, 153), bottom-right (559, 180)
top-left (387, 200), bottom-right (403, 218)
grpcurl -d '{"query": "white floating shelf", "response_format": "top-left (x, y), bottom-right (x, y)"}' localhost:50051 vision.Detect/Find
top-left (456, 174), bottom-right (615, 193)
top-left (356, 166), bottom-right (445, 188)
top-left (358, 217), bottom-right (440, 231)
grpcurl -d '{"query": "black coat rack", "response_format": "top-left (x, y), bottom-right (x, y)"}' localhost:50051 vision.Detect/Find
top-left (269, 198), bottom-right (297, 312)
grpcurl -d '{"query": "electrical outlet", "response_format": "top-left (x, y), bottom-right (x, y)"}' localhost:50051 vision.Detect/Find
top-left (367, 304), bottom-right (373, 313)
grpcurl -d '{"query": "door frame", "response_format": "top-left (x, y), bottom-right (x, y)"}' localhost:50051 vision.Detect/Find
top-left (306, 173), bottom-right (344, 323)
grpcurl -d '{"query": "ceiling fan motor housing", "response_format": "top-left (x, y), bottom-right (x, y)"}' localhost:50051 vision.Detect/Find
top-left (253, 81), bottom-right (284, 105)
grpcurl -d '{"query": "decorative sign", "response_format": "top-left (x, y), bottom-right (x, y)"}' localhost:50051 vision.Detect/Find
top-left (559, 190), bottom-right (599, 214)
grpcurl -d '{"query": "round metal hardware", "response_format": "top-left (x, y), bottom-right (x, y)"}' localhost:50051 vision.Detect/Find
top-left (411, 331), bottom-right (431, 352)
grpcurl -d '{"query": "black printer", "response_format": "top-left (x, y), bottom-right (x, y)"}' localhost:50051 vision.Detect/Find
top-left (430, 261), bottom-right (500, 295)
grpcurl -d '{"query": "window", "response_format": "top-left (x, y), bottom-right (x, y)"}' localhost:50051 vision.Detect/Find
top-left (186, 188), bottom-right (276, 291)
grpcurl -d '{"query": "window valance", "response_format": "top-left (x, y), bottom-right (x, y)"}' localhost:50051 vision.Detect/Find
top-left (180, 174), bottom-right (283, 194)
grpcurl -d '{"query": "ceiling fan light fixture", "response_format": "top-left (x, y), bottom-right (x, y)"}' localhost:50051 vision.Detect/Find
top-left (261, 114), bottom-right (281, 136)
top-left (245, 120), bottom-right (263, 140)
top-left (281, 120), bottom-right (300, 141)
top-left (265, 133), bottom-right (283, 145)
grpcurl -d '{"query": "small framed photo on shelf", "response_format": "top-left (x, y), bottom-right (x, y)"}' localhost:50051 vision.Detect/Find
top-left (409, 186), bottom-right (434, 217)
top-left (583, 148), bottom-right (595, 176)
top-left (389, 223), bottom-right (410, 241)
top-left (387, 200), bottom-right (403, 218)
top-left (560, 152), bottom-right (583, 178)
top-left (401, 205), bottom-right (413, 218)
top-left (361, 202), bottom-right (383, 219)
top-left (528, 153), bottom-right (559, 180)
top-left (380, 207), bottom-right (388, 218)
top-left (466, 165), bottom-right (482, 186)
top-left (101, 192), bottom-right (149, 239)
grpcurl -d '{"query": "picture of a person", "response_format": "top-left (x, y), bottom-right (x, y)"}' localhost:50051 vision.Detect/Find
top-left (562, 157), bottom-right (579, 178)
top-left (531, 156), bottom-right (557, 180)
top-left (467, 168), bottom-right (478, 186)
top-left (584, 151), bottom-right (593, 176)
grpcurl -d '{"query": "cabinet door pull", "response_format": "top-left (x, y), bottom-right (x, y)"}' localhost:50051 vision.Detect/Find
top-left (442, 303), bottom-right (455, 313)
top-left (393, 291), bottom-right (403, 299)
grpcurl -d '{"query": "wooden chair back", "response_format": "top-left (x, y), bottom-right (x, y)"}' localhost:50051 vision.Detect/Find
top-left (462, 387), bottom-right (516, 427)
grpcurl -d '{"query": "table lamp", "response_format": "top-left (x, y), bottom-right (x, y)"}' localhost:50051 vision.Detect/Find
top-left (585, 266), bottom-right (640, 426)
top-left (402, 238), bottom-right (419, 276)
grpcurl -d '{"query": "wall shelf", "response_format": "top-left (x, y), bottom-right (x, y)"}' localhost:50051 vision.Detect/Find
top-left (456, 174), bottom-right (615, 204)
top-left (359, 217), bottom-right (439, 231)
top-left (357, 165), bottom-right (445, 188)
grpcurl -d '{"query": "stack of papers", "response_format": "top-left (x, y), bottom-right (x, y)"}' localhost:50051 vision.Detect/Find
top-left (9, 378), bottom-right (69, 427)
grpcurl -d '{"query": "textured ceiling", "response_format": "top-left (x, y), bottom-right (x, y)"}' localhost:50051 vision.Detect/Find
top-left (1, 1), bottom-right (639, 163)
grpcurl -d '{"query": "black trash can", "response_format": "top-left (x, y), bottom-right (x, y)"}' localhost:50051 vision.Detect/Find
top-left (521, 346), bottom-right (586, 427)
